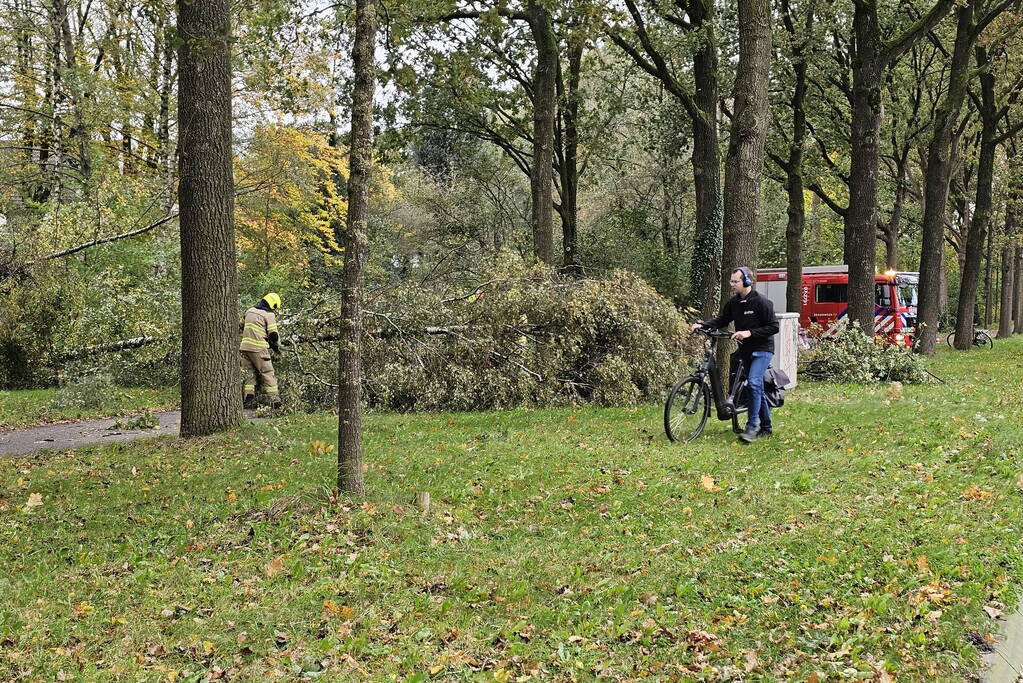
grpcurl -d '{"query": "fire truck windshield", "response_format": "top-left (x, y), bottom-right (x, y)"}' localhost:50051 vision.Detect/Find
top-left (898, 284), bottom-right (918, 308)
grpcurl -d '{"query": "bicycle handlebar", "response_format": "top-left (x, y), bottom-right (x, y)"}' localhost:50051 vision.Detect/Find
top-left (695, 327), bottom-right (733, 339)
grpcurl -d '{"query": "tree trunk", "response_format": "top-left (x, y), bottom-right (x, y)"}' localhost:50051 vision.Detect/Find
top-left (783, 1), bottom-right (812, 315)
top-left (336, 0), bottom-right (377, 496)
top-left (844, 4), bottom-right (885, 334)
top-left (882, 148), bottom-right (910, 270)
top-left (916, 2), bottom-right (974, 355)
top-left (984, 210), bottom-right (993, 329)
top-left (688, 0), bottom-right (723, 317)
top-left (159, 11), bottom-right (175, 210)
top-left (559, 38), bottom-right (583, 274)
top-left (952, 43), bottom-right (994, 349)
top-left (1015, 244), bottom-right (1023, 334)
top-left (177, 0), bottom-right (241, 436)
top-left (720, 0), bottom-right (772, 289)
top-left (525, 0), bottom-right (557, 265)
top-left (998, 235), bottom-right (1014, 337)
top-left (53, 0), bottom-right (90, 183)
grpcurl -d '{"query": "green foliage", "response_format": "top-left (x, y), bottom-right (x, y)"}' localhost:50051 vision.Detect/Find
top-left (110, 410), bottom-right (159, 430)
top-left (278, 253), bottom-right (699, 412)
top-left (50, 372), bottom-right (118, 409)
top-left (801, 324), bottom-right (929, 384)
top-left (0, 273), bottom-right (66, 389)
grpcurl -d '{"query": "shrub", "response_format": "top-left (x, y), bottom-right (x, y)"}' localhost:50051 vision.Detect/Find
top-left (800, 325), bottom-right (929, 384)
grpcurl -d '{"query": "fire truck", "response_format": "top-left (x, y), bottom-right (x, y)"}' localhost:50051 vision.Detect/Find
top-left (755, 265), bottom-right (919, 346)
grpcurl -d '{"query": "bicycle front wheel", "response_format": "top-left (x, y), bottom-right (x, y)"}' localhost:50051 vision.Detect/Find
top-left (945, 332), bottom-right (956, 348)
top-left (976, 332), bottom-right (993, 349)
top-left (664, 377), bottom-right (710, 443)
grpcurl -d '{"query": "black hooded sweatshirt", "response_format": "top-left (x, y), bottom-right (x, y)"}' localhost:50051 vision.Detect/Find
top-left (703, 289), bottom-right (779, 355)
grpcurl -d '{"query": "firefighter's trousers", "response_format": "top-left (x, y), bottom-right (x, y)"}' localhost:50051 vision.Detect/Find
top-left (240, 350), bottom-right (278, 398)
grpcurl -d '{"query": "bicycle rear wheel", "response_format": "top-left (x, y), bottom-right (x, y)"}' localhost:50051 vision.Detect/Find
top-left (945, 332), bottom-right (956, 348)
top-left (976, 332), bottom-right (993, 349)
top-left (664, 376), bottom-right (710, 443)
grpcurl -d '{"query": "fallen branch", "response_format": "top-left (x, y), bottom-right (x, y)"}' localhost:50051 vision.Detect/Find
top-left (62, 335), bottom-right (164, 360)
top-left (25, 213), bottom-right (178, 267)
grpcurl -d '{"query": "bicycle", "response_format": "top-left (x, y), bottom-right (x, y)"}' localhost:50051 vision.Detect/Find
top-left (664, 328), bottom-right (750, 442)
top-left (945, 328), bottom-right (993, 350)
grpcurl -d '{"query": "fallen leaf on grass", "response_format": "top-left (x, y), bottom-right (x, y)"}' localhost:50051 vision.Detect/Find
top-left (323, 600), bottom-right (354, 618)
top-left (686, 630), bottom-right (723, 652)
top-left (700, 475), bottom-right (720, 492)
top-left (72, 601), bottom-right (94, 616)
top-left (983, 605), bottom-right (1003, 619)
top-left (909, 581), bottom-right (952, 606)
top-left (962, 485), bottom-right (994, 501)
top-left (23, 493), bottom-right (43, 511)
top-left (264, 557), bottom-right (285, 578)
top-left (226, 491), bottom-right (237, 503)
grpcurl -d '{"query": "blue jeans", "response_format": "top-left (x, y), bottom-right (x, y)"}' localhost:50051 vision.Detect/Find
top-left (746, 351), bottom-right (773, 430)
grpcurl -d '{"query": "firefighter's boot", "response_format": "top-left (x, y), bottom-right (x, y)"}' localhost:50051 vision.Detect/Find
top-left (243, 394), bottom-right (256, 410)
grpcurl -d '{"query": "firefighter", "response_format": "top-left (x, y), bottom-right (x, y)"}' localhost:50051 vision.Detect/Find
top-left (240, 292), bottom-right (283, 409)
top-left (691, 267), bottom-right (779, 443)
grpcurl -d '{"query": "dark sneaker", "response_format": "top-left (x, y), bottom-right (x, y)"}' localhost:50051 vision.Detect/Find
top-left (758, 427), bottom-right (773, 438)
top-left (739, 423), bottom-right (760, 443)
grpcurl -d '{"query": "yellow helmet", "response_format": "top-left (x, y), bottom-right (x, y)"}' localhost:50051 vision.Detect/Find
top-left (262, 292), bottom-right (282, 311)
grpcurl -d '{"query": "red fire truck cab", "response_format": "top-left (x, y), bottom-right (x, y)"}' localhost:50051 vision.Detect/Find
top-left (755, 265), bottom-right (919, 346)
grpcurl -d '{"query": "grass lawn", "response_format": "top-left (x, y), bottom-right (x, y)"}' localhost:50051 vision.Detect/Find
top-left (2, 340), bottom-right (1023, 680)
top-left (0, 387), bottom-right (178, 431)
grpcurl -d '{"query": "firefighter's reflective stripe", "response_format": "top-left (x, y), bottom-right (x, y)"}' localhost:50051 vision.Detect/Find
top-left (239, 307), bottom-right (277, 352)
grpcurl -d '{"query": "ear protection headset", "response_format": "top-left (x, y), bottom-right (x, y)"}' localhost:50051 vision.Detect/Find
top-left (736, 266), bottom-right (753, 287)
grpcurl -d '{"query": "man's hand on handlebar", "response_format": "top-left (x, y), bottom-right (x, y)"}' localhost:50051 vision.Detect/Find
top-left (690, 322), bottom-right (705, 333)
top-left (731, 330), bottom-right (752, 341)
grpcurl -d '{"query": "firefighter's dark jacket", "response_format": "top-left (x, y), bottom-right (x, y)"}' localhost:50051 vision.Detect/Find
top-left (703, 289), bottom-right (779, 354)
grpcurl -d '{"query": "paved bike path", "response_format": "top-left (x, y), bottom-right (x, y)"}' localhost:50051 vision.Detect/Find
top-left (0, 410), bottom-right (183, 456)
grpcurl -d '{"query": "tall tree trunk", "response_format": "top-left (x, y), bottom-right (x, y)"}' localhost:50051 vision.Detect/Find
top-left (159, 11), bottom-right (175, 210)
top-left (916, 2), bottom-right (974, 355)
top-left (782, 0), bottom-right (812, 314)
top-left (688, 0), bottom-right (723, 317)
top-left (984, 211), bottom-right (993, 329)
top-left (845, 4), bottom-right (885, 333)
top-left (558, 38), bottom-right (583, 274)
top-left (720, 0), bottom-right (772, 287)
top-left (177, 0), bottom-right (241, 436)
top-left (53, 0), bottom-right (90, 183)
top-left (882, 148), bottom-right (911, 270)
top-left (952, 43), bottom-right (994, 349)
top-left (1015, 244), bottom-right (1023, 334)
top-left (337, 0), bottom-right (377, 496)
top-left (526, 0), bottom-right (557, 265)
top-left (998, 229), bottom-right (1014, 337)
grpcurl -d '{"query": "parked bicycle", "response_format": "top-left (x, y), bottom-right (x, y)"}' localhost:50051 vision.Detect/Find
top-left (945, 328), bottom-right (993, 350)
top-left (664, 328), bottom-right (749, 442)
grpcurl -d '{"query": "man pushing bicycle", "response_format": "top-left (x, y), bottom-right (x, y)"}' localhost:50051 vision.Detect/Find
top-left (690, 267), bottom-right (779, 443)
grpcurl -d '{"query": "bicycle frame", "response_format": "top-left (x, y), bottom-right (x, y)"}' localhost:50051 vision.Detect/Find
top-left (692, 331), bottom-right (748, 421)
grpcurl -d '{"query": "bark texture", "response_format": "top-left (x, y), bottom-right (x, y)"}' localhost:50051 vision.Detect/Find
top-left (177, 0), bottom-right (241, 436)
top-left (336, 0), bottom-right (377, 495)
top-left (526, 0), bottom-right (557, 264)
